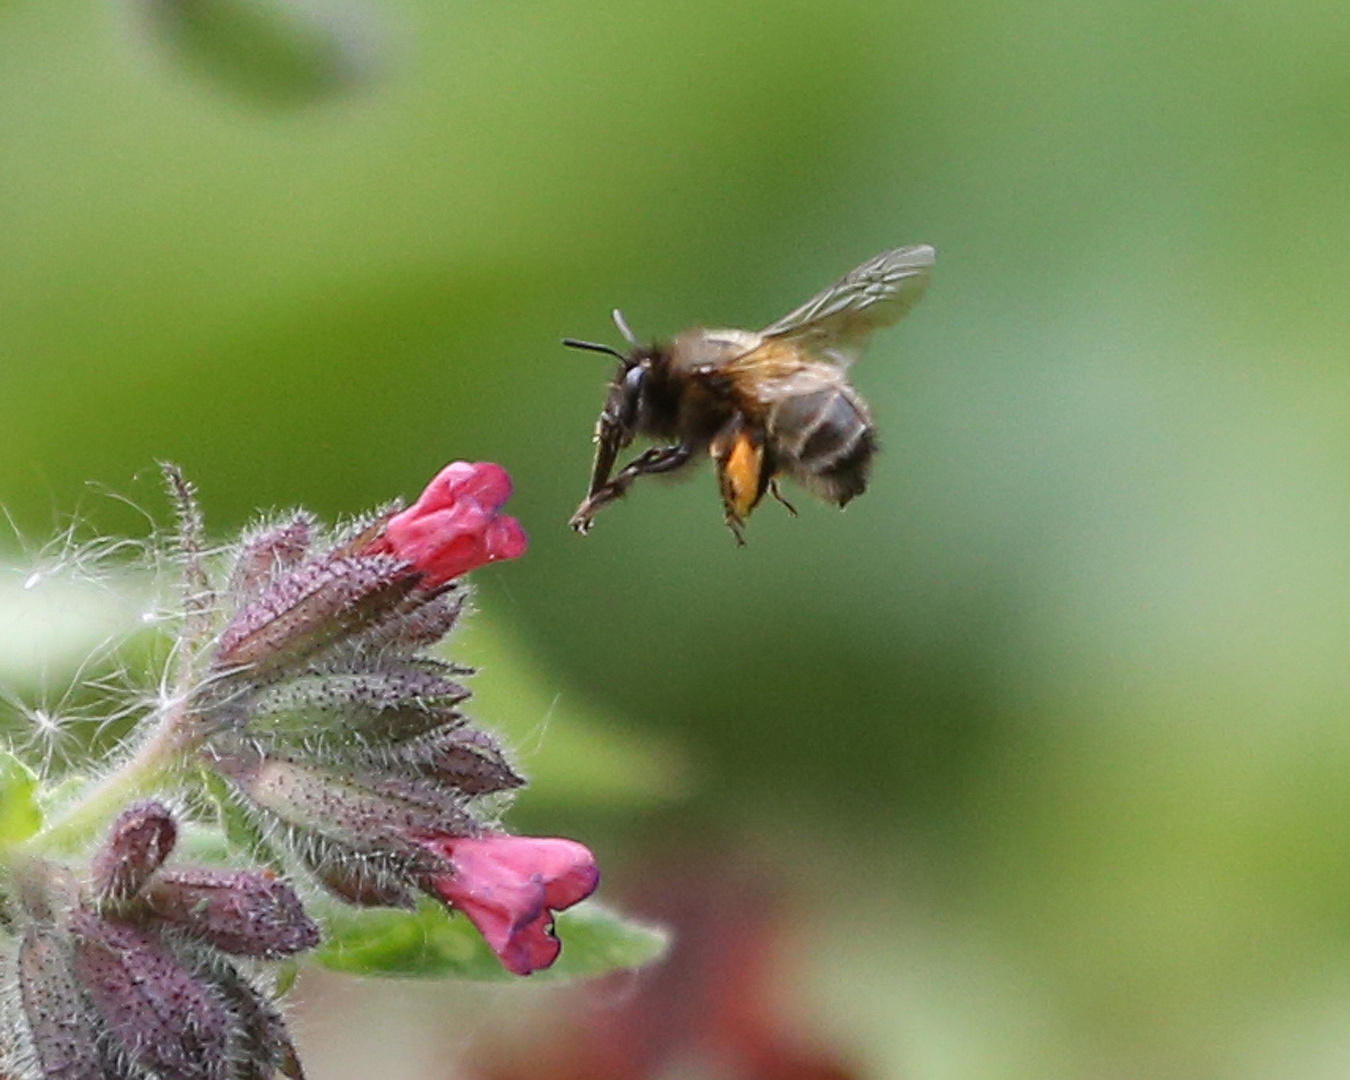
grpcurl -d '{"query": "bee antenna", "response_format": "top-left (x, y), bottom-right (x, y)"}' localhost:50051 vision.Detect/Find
top-left (562, 337), bottom-right (627, 361)
top-left (611, 309), bottom-right (640, 347)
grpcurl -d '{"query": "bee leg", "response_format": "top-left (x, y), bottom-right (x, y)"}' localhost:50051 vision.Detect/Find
top-left (712, 423), bottom-right (768, 546)
top-left (768, 480), bottom-right (798, 517)
top-left (569, 444), bottom-right (692, 533)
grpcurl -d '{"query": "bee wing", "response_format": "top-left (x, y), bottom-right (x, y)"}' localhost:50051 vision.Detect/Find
top-left (719, 346), bottom-right (849, 420)
top-left (758, 244), bottom-right (935, 367)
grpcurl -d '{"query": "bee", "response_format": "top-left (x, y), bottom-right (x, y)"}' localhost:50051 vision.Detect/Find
top-left (564, 244), bottom-right (935, 544)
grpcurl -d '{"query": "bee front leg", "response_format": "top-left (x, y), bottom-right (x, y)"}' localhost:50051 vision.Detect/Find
top-left (569, 444), bottom-right (693, 533)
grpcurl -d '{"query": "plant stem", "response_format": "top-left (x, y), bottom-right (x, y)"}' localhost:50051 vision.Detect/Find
top-left (29, 705), bottom-right (200, 853)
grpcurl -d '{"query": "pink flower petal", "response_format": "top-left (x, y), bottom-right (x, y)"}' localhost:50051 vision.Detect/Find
top-left (371, 462), bottom-right (527, 587)
top-left (421, 833), bottom-right (599, 976)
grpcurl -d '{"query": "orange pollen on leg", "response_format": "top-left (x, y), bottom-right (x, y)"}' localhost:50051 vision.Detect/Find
top-left (724, 431), bottom-right (764, 518)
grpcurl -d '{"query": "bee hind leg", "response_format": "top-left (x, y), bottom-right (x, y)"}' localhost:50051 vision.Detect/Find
top-left (569, 444), bottom-right (693, 533)
top-left (718, 496), bottom-right (750, 545)
top-left (713, 424), bottom-right (772, 546)
top-left (768, 480), bottom-right (798, 517)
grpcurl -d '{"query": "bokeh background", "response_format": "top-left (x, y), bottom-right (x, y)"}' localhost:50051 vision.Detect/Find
top-left (5, 0), bottom-right (1350, 1077)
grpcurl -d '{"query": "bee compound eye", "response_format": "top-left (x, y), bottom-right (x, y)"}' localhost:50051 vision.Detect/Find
top-left (619, 365), bottom-right (646, 424)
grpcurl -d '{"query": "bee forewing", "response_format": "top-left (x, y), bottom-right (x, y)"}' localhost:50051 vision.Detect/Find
top-left (759, 244), bottom-right (935, 367)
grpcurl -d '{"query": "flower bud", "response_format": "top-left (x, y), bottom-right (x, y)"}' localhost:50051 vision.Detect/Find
top-left (399, 726), bottom-right (525, 795)
top-left (345, 584), bottom-right (466, 652)
top-left (144, 868), bottom-right (319, 958)
top-left (210, 746), bottom-right (469, 869)
top-left (247, 660), bottom-right (471, 750)
top-left (90, 799), bottom-right (178, 906)
top-left (363, 462), bottom-right (527, 588)
top-left (16, 926), bottom-right (110, 1080)
top-left (302, 846), bottom-right (419, 909)
top-left (229, 512), bottom-right (315, 599)
top-left (195, 954), bottom-right (305, 1080)
top-left (215, 553), bottom-right (417, 672)
top-left (69, 909), bottom-right (233, 1080)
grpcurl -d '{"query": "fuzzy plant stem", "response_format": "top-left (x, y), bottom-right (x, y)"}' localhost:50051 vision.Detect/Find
top-left (28, 699), bottom-right (208, 854)
top-left (25, 463), bottom-right (226, 855)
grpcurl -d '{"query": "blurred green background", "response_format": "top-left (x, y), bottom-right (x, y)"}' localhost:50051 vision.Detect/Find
top-left (5, 0), bottom-right (1350, 1077)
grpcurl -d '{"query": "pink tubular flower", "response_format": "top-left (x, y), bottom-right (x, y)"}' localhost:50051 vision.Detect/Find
top-left (420, 833), bottom-right (600, 976)
top-left (368, 462), bottom-right (527, 587)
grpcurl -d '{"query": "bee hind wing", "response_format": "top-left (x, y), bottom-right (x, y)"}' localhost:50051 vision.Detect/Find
top-left (758, 244), bottom-right (935, 367)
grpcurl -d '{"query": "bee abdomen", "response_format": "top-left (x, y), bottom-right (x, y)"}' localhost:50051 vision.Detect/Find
top-left (771, 389), bottom-right (867, 465)
top-left (813, 425), bottom-right (874, 504)
top-left (770, 387), bottom-right (875, 506)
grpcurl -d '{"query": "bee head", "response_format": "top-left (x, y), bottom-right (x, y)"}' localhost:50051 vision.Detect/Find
top-left (564, 310), bottom-right (659, 503)
top-left (563, 308), bottom-right (654, 443)
top-left (602, 359), bottom-right (643, 439)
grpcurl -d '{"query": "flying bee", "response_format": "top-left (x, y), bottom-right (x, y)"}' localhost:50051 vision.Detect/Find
top-left (564, 244), bottom-right (935, 544)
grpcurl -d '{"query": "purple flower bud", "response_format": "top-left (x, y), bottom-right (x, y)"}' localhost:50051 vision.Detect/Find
top-left (196, 955), bottom-right (305, 1080)
top-left (215, 553), bottom-right (418, 673)
top-left (229, 512), bottom-right (315, 600)
top-left (91, 799), bottom-right (178, 905)
top-left (300, 847), bottom-right (419, 909)
top-left (335, 585), bottom-right (467, 654)
top-left (210, 746), bottom-right (471, 867)
top-left (69, 909), bottom-right (233, 1080)
top-left (144, 868), bottom-right (319, 958)
top-left (399, 726), bottom-right (525, 795)
top-left (16, 926), bottom-right (110, 1080)
top-left (248, 661), bottom-right (471, 749)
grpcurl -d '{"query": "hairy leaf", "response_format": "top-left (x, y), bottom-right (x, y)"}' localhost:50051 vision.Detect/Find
top-left (0, 749), bottom-right (42, 846)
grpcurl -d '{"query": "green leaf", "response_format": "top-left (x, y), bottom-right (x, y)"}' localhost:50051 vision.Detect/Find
top-left (312, 898), bottom-right (669, 982)
top-left (0, 749), bottom-right (42, 846)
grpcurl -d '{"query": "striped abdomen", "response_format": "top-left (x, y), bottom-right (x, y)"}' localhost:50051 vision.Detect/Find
top-left (767, 385), bottom-right (875, 506)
